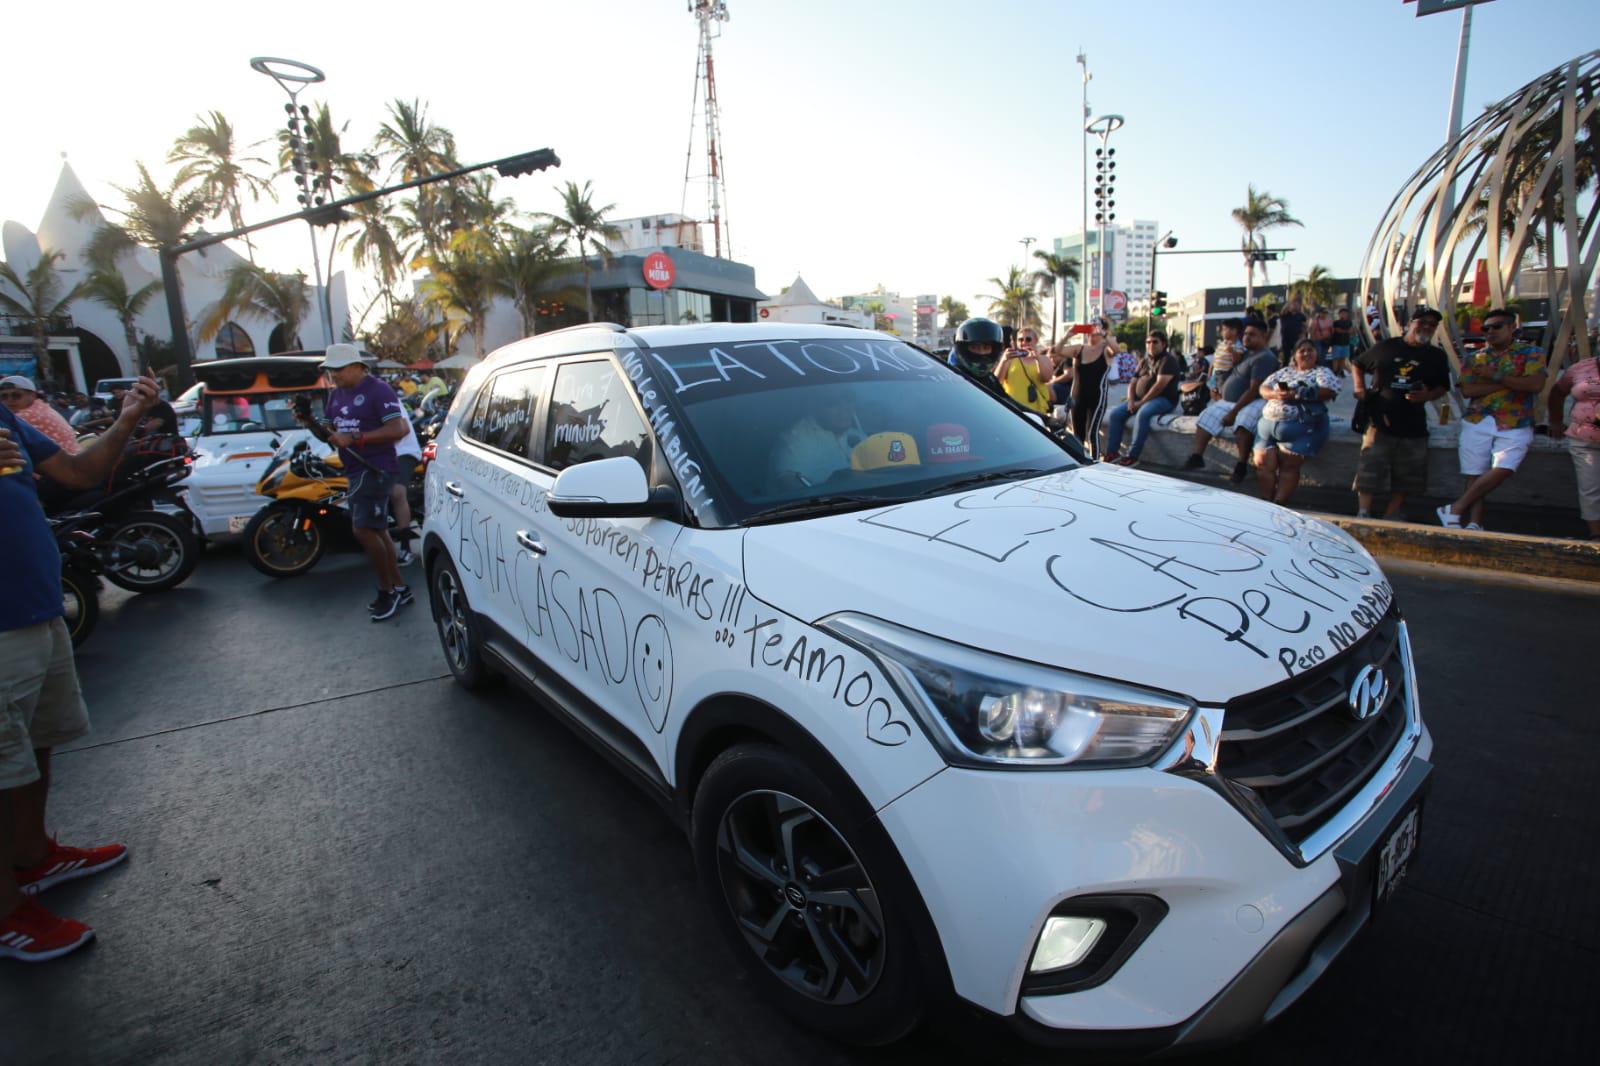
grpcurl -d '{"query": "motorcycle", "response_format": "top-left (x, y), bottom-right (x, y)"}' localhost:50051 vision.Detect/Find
top-left (241, 439), bottom-right (351, 579)
top-left (47, 455), bottom-right (201, 594)
top-left (52, 515), bottom-right (105, 647)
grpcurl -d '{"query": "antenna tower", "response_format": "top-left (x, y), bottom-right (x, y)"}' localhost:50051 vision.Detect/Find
top-left (681, 0), bottom-right (731, 258)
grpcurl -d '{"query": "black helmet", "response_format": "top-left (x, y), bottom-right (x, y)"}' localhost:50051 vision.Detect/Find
top-left (953, 317), bottom-right (1005, 368)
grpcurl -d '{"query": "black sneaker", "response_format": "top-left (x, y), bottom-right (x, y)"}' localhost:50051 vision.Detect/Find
top-left (1230, 460), bottom-right (1249, 484)
top-left (1183, 454), bottom-right (1205, 471)
top-left (368, 589), bottom-right (387, 612)
top-left (395, 547), bottom-right (415, 567)
top-left (394, 584), bottom-right (415, 606)
top-left (370, 590), bottom-right (401, 622)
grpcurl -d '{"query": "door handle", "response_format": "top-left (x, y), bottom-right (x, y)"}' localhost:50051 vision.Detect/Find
top-left (516, 530), bottom-right (547, 556)
top-left (444, 481), bottom-right (465, 498)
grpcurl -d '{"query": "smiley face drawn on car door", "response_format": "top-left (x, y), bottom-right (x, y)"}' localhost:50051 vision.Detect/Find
top-left (633, 614), bottom-right (674, 732)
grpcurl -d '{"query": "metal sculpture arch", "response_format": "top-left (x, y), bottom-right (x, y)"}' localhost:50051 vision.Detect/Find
top-left (1360, 49), bottom-right (1598, 377)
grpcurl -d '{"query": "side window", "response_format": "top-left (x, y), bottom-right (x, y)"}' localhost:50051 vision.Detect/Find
top-left (544, 359), bottom-right (654, 473)
top-left (464, 366), bottom-right (546, 459)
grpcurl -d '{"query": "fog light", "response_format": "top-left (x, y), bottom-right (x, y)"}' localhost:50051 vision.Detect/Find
top-left (1029, 916), bottom-right (1106, 973)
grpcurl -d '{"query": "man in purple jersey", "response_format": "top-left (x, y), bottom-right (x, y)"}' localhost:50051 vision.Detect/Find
top-left (299, 345), bottom-right (413, 620)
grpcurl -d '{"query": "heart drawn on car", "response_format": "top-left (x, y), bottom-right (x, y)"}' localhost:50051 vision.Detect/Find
top-left (864, 700), bottom-right (912, 747)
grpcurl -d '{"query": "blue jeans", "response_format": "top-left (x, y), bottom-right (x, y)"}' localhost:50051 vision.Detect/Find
top-left (1104, 396), bottom-right (1175, 458)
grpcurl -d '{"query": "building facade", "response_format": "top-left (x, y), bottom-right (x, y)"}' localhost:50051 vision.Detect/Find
top-left (603, 214), bottom-right (706, 255)
top-left (757, 276), bottom-right (871, 329)
top-left (837, 287), bottom-right (917, 340)
top-left (1053, 219), bottom-right (1159, 322)
top-left (1166, 277), bottom-right (1363, 352)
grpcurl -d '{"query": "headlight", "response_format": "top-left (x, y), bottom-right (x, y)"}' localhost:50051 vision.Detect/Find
top-left (820, 614), bottom-right (1193, 769)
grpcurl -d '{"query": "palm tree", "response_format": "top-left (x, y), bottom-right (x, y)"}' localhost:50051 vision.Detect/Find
top-left (1231, 185), bottom-right (1302, 306)
top-left (78, 268), bottom-right (162, 374)
top-left (538, 181), bottom-right (621, 321)
top-left (982, 265), bottom-right (1042, 330)
top-left (0, 251), bottom-right (83, 391)
top-left (364, 298), bottom-right (443, 365)
top-left (373, 99), bottom-right (458, 261)
top-left (199, 264), bottom-right (310, 350)
top-left (1287, 265), bottom-right (1338, 311)
top-left (420, 231), bottom-right (496, 357)
top-left (169, 111), bottom-right (276, 261)
top-left (939, 296), bottom-right (968, 331)
top-left (71, 163), bottom-right (211, 264)
top-left (341, 194), bottom-right (407, 313)
top-left (488, 224), bottom-right (575, 337)
top-left (1031, 250), bottom-right (1080, 342)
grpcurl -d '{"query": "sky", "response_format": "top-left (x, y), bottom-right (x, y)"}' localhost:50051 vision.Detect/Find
top-left (3, 0), bottom-right (1597, 328)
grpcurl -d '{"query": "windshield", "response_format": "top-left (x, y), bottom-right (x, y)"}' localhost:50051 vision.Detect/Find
top-left (201, 390), bottom-right (324, 436)
top-left (629, 337), bottom-right (1076, 526)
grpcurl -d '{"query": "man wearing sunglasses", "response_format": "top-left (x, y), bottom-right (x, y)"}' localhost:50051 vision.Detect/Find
top-left (1438, 309), bottom-right (1547, 530)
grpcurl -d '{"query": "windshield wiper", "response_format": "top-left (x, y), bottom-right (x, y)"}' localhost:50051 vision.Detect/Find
top-left (937, 467), bottom-right (1057, 493)
top-left (742, 494), bottom-right (890, 526)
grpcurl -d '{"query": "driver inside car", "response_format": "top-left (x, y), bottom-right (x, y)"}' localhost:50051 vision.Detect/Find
top-left (769, 395), bottom-right (867, 490)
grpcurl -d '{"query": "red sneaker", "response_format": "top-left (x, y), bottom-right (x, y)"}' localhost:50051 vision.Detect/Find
top-left (16, 838), bottom-right (128, 897)
top-left (0, 899), bottom-right (94, 962)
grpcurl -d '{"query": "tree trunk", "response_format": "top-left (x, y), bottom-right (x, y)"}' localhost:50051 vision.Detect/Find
top-left (583, 263), bottom-right (594, 322)
top-left (124, 318), bottom-right (144, 375)
top-left (1049, 280), bottom-right (1058, 343)
top-left (32, 323), bottom-right (55, 392)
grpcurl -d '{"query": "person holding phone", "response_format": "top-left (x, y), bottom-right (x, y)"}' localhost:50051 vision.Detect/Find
top-left (994, 328), bottom-right (1052, 415)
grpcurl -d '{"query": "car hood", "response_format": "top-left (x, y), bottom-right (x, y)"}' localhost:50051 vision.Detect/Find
top-left (741, 465), bottom-right (1394, 705)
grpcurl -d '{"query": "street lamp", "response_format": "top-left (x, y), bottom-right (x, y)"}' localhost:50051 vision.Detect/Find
top-left (1076, 52), bottom-right (1090, 327)
top-left (250, 56), bottom-right (334, 345)
top-left (1087, 113), bottom-right (1124, 321)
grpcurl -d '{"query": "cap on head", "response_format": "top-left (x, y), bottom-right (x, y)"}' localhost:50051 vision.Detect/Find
top-left (320, 343), bottom-right (367, 370)
top-left (0, 375), bottom-right (37, 392)
top-left (1410, 306), bottom-right (1443, 325)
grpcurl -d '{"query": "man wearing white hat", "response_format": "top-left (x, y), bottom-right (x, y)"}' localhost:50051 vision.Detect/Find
top-left (1, 376), bottom-right (79, 456)
top-left (297, 345), bottom-right (413, 620)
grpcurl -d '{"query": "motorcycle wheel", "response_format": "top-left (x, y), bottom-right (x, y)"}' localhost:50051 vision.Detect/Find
top-left (102, 511), bottom-right (200, 593)
top-left (243, 502), bottom-right (326, 579)
top-left (61, 566), bottom-right (99, 647)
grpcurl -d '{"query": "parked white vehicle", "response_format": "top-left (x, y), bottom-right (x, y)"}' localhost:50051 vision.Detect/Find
top-left (183, 356), bottom-right (327, 539)
top-left (421, 323), bottom-right (1432, 1052)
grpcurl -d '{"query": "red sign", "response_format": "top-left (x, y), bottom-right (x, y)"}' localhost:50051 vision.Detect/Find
top-left (758, 307), bottom-right (770, 318)
top-left (642, 251), bottom-right (675, 290)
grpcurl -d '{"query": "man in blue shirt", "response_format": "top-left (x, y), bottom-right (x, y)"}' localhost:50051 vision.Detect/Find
top-left (297, 345), bottom-right (413, 620)
top-left (1, 370), bottom-right (160, 961)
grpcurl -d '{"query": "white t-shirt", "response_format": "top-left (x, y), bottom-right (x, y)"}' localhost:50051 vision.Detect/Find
top-left (396, 417), bottom-right (422, 460)
top-left (1261, 365), bottom-right (1339, 422)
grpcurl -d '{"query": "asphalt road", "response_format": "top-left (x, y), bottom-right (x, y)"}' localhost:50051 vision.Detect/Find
top-left (3, 548), bottom-right (1596, 1065)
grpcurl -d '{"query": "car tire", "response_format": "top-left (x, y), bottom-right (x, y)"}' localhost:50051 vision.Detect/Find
top-left (429, 555), bottom-right (495, 690)
top-left (691, 743), bottom-right (926, 1046)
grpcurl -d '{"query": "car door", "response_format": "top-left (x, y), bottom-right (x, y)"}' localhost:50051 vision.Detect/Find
top-left (445, 361), bottom-right (550, 643)
top-left (519, 354), bottom-right (681, 767)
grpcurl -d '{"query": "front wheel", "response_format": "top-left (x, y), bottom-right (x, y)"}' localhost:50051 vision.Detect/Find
top-left (61, 566), bottom-right (99, 647)
top-left (100, 510), bottom-right (199, 593)
top-left (242, 502), bottom-right (327, 578)
top-left (692, 744), bottom-right (927, 1046)
top-left (430, 556), bottom-right (495, 689)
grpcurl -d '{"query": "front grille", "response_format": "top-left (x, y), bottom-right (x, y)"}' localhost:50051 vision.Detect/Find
top-left (1216, 609), bottom-right (1407, 846)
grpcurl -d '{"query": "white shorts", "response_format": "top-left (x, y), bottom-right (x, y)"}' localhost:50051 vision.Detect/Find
top-left (1457, 417), bottom-right (1532, 475)
top-left (1196, 398), bottom-right (1266, 438)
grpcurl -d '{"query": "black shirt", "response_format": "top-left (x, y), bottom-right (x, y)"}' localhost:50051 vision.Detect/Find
top-left (1356, 338), bottom-right (1451, 438)
top-left (1278, 311), bottom-right (1307, 351)
top-left (1136, 352), bottom-right (1183, 407)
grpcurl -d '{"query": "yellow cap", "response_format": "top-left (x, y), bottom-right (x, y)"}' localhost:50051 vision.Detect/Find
top-left (850, 431), bottom-right (920, 471)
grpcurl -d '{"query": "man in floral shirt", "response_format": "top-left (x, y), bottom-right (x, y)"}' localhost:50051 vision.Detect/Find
top-left (1438, 309), bottom-right (1547, 529)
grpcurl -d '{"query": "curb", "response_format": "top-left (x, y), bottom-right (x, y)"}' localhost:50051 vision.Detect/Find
top-left (1315, 513), bottom-right (1600, 584)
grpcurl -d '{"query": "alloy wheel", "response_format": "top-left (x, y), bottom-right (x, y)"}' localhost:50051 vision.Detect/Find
top-left (715, 789), bottom-right (886, 1006)
top-left (434, 568), bottom-right (471, 672)
top-left (106, 519), bottom-right (182, 583)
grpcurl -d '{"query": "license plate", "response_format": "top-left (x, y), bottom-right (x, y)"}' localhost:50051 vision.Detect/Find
top-left (1374, 806), bottom-right (1421, 908)
top-left (228, 515), bottom-right (251, 534)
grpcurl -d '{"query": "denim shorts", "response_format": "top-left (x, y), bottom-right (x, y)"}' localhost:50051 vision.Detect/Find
top-left (1254, 416), bottom-right (1330, 457)
top-left (348, 469), bottom-right (396, 530)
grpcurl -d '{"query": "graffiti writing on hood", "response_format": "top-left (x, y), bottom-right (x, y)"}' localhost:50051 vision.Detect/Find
top-left (858, 465), bottom-right (1390, 677)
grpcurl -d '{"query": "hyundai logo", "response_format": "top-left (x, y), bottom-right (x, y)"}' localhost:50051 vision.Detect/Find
top-left (784, 884), bottom-right (808, 910)
top-left (1348, 665), bottom-right (1391, 722)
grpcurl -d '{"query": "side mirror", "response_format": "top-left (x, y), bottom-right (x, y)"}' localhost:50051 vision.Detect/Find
top-left (547, 456), bottom-right (680, 519)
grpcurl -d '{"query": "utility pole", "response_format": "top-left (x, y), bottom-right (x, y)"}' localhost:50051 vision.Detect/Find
top-left (1440, 4), bottom-right (1473, 223)
top-left (1076, 51), bottom-right (1090, 327)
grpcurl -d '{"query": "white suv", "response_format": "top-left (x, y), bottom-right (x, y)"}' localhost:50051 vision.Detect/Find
top-left (421, 323), bottom-right (1432, 1053)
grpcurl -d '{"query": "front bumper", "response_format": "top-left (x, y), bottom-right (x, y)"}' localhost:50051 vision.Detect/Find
top-left (877, 728), bottom-right (1433, 1052)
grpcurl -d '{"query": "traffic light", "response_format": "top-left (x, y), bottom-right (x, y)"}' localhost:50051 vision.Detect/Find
top-left (495, 148), bottom-right (562, 178)
top-left (1150, 291), bottom-right (1168, 318)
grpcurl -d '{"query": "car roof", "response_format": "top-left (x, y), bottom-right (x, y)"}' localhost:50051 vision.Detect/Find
top-left (479, 321), bottom-right (907, 370)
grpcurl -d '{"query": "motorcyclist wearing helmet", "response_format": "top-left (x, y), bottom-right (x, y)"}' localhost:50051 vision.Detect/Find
top-left (947, 318), bottom-right (1007, 398)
